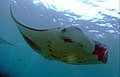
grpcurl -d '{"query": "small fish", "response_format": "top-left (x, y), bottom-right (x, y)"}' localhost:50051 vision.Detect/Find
top-left (10, 6), bottom-right (108, 65)
top-left (0, 37), bottom-right (16, 46)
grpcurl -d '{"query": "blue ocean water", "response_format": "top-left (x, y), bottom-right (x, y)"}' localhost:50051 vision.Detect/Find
top-left (0, 0), bottom-right (119, 77)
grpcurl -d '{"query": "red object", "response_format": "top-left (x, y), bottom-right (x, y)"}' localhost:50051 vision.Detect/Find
top-left (63, 38), bottom-right (73, 43)
top-left (92, 42), bottom-right (108, 63)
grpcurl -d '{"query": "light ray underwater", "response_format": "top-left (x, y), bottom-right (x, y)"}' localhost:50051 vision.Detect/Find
top-left (10, 6), bottom-right (108, 65)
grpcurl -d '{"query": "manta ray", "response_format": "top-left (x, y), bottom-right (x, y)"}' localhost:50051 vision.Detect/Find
top-left (10, 6), bottom-right (108, 65)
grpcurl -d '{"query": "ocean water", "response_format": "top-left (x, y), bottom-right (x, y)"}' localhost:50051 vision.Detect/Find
top-left (0, 0), bottom-right (119, 77)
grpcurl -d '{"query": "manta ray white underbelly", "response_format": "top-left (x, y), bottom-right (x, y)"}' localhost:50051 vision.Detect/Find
top-left (10, 6), bottom-right (108, 65)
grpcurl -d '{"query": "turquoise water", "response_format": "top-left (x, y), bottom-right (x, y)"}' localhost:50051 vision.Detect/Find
top-left (0, 0), bottom-right (119, 77)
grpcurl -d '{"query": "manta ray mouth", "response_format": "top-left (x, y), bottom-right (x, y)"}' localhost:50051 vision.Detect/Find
top-left (92, 42), bottom-right (108, 63)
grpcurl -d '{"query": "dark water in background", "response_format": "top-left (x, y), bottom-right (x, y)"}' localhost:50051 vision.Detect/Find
top-left (0, 0), bottom-right (119, 77)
